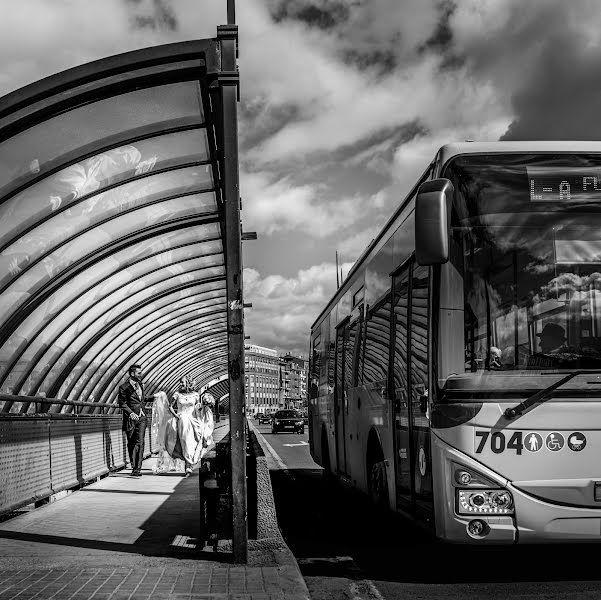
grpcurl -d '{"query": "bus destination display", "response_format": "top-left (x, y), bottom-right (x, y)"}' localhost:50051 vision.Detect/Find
top-left (527, 167), bottom-right (601, 202)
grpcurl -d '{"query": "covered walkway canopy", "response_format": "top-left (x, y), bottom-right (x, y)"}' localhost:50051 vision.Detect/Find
top-left (0, 32), bottom-right (243, 414)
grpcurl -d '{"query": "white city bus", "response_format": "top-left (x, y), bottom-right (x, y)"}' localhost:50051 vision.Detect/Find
top-left (308, 141), bottom-right (601, 543)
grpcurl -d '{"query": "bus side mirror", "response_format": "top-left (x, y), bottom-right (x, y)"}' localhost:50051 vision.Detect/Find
top-left (415, 178), bottom-right (454, 265)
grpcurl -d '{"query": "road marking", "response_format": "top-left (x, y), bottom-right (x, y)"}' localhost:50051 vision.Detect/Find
top-left (282, 441), bottom-right (309, 447)
top-left (249, 422), bottom-right (287, 470)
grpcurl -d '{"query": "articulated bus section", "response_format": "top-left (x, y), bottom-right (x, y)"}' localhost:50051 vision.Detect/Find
top-left (309, 141), bottom-right (601, 544)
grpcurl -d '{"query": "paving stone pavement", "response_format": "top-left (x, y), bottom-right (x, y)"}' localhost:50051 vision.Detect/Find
top-left (0, 420), bottom-right (311, 600)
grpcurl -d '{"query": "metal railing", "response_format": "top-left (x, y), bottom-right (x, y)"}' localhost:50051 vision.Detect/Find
top-left (0, 394), bottom-right (153, 517)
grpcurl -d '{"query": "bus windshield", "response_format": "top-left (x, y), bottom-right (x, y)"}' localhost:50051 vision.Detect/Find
top-left (444, 153), bottom-right (601, 376)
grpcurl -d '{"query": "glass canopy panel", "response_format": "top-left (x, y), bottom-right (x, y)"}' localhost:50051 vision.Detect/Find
top-left (149, 337), bottom-right (228, 379)
top-left (38, 273), bottom-right (226, 397)
top-left (0, 43), bottom-right (237, 414)
top-left (59, 302), bottom-right (227, 397)
top-left (98, 327), bottom-right (228, 404)
top-left (0, 242), bottom-right (224, 393)
top-left (0, 171), bottom-right (216, 289)
top-left (0, 59), bottom-right (205, 132)
top-left (22, 272), bottom-right (226, 396)
top-left (0, 129), bottom-right (211, 248)
top-left (72, 304), bottom-right (227, 402)
top-left (60, 324), bottom-right (228, 406)
top-left (0, 82), bottom-right (204, 198)
top-left (0, 222), bottom-right (221, 332)
top-left (161, 349), bottom-right (229, 391)
top-left (126, 318), bottom-right (227, 373)
top-left (144, 343), bottom-right (228, 396)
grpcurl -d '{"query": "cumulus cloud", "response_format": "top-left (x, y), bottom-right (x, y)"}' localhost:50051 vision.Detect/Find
top-left (0, 0), bottom-right (226, 96)
top-left (243, 263), bottom-right (348, 355)
top-left (241, 170), bottom-right (374, 237)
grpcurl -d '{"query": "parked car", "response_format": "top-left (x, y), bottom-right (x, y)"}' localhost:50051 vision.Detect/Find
top-left (257, 413), bottom-right (272, 424)
top-left (271, 409), bottom-right (305, 434)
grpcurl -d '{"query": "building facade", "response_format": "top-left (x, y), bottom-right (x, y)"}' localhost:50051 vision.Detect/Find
top-left (245, 345), bottom-right (310, 415)
top-left (244, 344), bottom-right (280, 415)
top-left (279, 353), bottom-right (309, 411)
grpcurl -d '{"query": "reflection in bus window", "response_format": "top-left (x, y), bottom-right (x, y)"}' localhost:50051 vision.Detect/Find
top-left (447, 153), bottom-right (601, 372)
top-left (362, 299), bottom-right (391, 386)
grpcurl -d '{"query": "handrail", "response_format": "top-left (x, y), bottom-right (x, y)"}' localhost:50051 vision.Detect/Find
top-left (0, 392), bottom-right (115, 409)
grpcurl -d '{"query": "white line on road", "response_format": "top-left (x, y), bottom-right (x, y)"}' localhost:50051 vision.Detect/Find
top-left (249, 422), bottom-right (288, 470)
top-left (282, 441), bottom-right (309, 447)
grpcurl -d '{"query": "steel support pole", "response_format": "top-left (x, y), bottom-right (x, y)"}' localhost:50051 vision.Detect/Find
top-left (218, 23), bottom-right (247, 563)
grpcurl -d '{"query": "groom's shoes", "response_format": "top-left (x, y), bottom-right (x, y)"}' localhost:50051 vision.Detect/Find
top-left (132, 469), bottom-right (142, 477)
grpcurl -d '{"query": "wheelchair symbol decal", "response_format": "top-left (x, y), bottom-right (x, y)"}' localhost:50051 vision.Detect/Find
top-left (545, 432), bottom-right (564, 452)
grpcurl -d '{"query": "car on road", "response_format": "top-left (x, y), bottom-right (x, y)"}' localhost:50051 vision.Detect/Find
top-left (257, 413), bottom-right (272, 424)
top-left (271, 409), bottom-right (305, 434)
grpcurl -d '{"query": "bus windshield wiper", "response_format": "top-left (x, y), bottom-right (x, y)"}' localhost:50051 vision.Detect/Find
top-left (504, 370), bottom-right (600, 420)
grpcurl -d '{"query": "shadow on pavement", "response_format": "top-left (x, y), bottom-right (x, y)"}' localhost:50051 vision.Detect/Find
top-left (0, 469), bottom-right (232, 564)
top-left (270, 467), bottom-right (601, 585)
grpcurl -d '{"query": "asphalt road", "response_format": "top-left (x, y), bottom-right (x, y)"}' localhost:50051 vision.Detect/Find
top-left (251, 419), bottom-right (601, 600)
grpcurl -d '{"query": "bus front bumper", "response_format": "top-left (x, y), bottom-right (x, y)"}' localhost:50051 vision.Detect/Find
top-left (442, 485), bottom-right (601, 543)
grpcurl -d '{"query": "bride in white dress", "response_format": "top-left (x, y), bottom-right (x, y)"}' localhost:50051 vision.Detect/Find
top-left (151, 376), bottom-right (215, 476)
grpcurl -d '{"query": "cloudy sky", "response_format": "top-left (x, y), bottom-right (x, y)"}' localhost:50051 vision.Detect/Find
top-left (0, 0), bottom-right (599, 357)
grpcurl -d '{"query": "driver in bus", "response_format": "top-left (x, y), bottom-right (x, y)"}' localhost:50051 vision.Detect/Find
top-left (537, 323), bottom-right (567, 354)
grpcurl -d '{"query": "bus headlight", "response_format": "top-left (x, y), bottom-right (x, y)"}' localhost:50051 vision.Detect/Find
top-left (453, 463), bottom-right (497, 487)
top-left (457, 490), bottom-right (514, 515)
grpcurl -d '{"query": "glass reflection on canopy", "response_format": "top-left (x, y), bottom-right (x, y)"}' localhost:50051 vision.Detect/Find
top-left (0, 42), bottom-right (236, 412)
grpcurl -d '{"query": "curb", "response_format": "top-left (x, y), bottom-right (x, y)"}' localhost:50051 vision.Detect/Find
top-left (214, 423), bottom-right (311, 600)
top-left (245, 421), bottom-right (312, 598)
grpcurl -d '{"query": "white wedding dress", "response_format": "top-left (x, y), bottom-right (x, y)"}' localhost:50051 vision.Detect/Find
top-left (151, 390), bottom-right (215, 473)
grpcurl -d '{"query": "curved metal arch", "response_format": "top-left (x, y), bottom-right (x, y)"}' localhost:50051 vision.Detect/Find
top-left (84, 321), bottom-right (226, 415)
top-left (148, 349), bottom-right (227, 400)
top-left (0, 40), bottom-right (219, 144)
top-left (86, 327), bottom-right (223, 410)
top-left (0, 156), bottom-right (215, 258)
top-left (0, 121), bottom-right (207, 220)
top-left (70, 293), bottom-right (226, 399)
top-left (148, 346), bottom-right (228, 397)
top-left (37, 294), bottom-right (227, 405)
top-left (144, 333), bottom-right (227, 390)
top-left (103, 331), bottom-right (227, 404)
top-left (48, 284), bottom-right (227, 399)
top-left (0, 247), bottom-right (222, 411)
top-left (75, 311), bottom-right (227, 403)
top-left (39, 268), bottom-right (225, 397)
top-left (90, 315), bottom-right (228, 404)
top-left (163, 356), bottom-right (227, 392)
top-left (8, 260), bottom-right (225, 395)
top-left (135, 324), bottom-right (227, 386)
top-left (200, 372), bottom-right (229, 393)
top-left (160, 354), bottom-right (228, 398)
top-left (0, 181), bottom-right (219, 300)
top-left (113, 313), bottom-right (227, 382)
top-left (141, 334), bottom-right (227, 388)
top-left (0, 213), bottom-right (219, 348)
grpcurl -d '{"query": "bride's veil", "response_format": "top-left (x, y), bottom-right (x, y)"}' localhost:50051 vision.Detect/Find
top-left (151, 390), bottom-right (183, 473)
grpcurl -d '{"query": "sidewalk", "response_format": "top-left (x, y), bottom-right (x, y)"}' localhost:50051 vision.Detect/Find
top-left (0, 418), bottom-right (310, 600)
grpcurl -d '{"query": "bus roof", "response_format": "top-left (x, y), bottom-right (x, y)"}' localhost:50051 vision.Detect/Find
top-left (440, 140), bottom-right (601, 163)
top-left (310, 140), bottom-right (601, 332)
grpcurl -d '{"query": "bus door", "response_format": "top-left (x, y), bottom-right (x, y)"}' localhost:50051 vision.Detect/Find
top-left (334, 319), bottom-right (349, 475)
top-left (391, 261), bottom-right (434, 523)
top-left (392, 264), bottom-right (412, 510)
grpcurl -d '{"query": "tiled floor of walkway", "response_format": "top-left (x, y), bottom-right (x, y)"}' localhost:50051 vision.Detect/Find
top-left (0, 420), bottom-right (310, 600)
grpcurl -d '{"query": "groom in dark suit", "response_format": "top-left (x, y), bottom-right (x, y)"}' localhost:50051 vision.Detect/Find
top-left (118, 364), bottom-right (147, 476)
